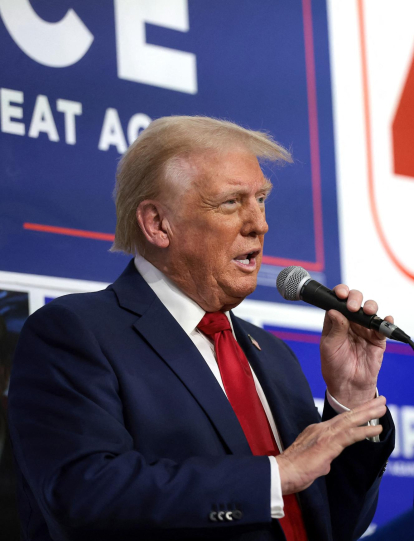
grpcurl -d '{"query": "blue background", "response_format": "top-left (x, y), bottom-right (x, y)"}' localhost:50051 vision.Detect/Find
top-left (0, 0), bottom-right (340, 298)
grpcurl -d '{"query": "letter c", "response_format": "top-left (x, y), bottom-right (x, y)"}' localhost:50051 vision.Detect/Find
top-left (0, 0), bottom-right (94, 67)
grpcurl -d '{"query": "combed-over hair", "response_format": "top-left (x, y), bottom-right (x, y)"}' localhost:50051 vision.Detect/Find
top-left (111, 115), bottom-right (292, 255)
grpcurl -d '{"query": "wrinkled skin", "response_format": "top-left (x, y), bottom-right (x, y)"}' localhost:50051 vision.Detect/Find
top-left (137, 149), bottom-right (271, 312)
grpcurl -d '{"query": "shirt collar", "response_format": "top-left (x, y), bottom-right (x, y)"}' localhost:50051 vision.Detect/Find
top-left (134, 255), bottom-right (234, 337)
top-left (134, 255), bottom-right (205, 335)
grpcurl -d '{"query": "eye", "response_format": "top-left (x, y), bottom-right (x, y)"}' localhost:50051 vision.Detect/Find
top-left (257, 194), bottom-right (267, 204)
top-left (224, 199), bottom-right (237, 205)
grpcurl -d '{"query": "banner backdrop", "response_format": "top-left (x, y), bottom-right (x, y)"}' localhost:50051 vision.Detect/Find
top-left (0, 0), bottom-right (413, 535)
top-left (0, 0), bottom-right (340, 297)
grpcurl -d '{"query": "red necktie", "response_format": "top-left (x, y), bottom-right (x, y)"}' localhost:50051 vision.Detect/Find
top-left (198, 311), bottom-right (307, 541)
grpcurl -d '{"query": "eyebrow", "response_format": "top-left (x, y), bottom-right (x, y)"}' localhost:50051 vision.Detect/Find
top-left (217, 178), bottom-right (273, 200)
top-left (261, 179), bottom-right (273, 194)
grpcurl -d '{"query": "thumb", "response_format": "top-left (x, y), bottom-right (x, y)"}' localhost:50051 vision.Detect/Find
top-left (323, 309), bottom-right (350, 339)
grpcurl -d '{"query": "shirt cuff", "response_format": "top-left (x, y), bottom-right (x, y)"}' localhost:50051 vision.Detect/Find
top-left (269, 455), bottom-right (284, 519)
top-left (326, 388), bottom-right (380, 442)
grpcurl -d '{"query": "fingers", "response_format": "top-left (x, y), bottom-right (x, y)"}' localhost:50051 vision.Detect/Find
top-left (333, 284), bottom-right (349, 299)
top-left (277, 396), bottom-right (388, 494)
top-left (347, 424), bottom-right (383, 444)
top-left (333, 396), bottom-right (387, 429)
top-left (328, 397), bottom-right (387, 447)
top-left (332, 285), bottom-right (363, 311)
top-left (332, 284), bottom-right (379, 315)
top-left (323, 309), bottom-right (350, 339)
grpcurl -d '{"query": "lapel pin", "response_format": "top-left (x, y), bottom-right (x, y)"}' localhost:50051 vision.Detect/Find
top-left (248, 334), bottom-right (261, 350)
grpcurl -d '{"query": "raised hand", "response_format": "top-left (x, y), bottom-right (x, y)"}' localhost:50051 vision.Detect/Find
top-left (319, 285), bottom-right (393, 409)
top-left (276, 397), bottom-right (387, 495)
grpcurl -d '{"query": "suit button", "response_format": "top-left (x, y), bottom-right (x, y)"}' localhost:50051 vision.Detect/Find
top-left (232, 510), bottom-right (243, 520)
top-left (209, 511), bottom-right (217, 522)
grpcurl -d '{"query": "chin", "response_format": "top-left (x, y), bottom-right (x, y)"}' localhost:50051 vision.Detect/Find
top-left (224, 277), bottom-right (258, 303)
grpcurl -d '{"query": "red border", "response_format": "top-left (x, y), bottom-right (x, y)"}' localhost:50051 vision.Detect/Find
top-left (357, 0), bottom-right (414, 280)
top-left (23, 0), bottom-right (325, 272)
top-left (263, 0), bottom-right (325, 271)
top-left (23, 223), bottom-right (115, 242)
top-left (269, 328), bottom-right (413, 356)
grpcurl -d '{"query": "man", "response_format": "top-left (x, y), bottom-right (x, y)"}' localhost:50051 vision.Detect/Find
top-left (9, 116), bottom-right (394, 541)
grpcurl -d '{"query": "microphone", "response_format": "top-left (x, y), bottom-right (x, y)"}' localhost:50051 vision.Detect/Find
top-left (276, 266), bottom-right (413, 346)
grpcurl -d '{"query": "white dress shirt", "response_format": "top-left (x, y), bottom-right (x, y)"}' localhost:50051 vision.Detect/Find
top-left (134, 255), bottom-right (378, 520)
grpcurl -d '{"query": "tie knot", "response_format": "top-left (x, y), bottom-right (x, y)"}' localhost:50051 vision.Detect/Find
top-left (197, 311), bottom-right (231, 336)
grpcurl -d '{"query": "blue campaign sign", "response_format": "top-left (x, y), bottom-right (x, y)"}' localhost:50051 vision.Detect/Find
top-left (0, 0), bottom-right (339, 301)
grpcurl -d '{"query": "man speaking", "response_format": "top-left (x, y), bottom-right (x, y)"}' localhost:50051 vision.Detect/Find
top-left (9, 116), bottom-right (394, 541)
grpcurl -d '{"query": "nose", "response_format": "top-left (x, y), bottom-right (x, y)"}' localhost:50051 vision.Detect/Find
top-left (240, 201), bottom-right (269, 237)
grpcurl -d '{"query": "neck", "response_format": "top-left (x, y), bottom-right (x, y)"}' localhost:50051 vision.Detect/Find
top-left (137, 251), bottom-right (243, 312)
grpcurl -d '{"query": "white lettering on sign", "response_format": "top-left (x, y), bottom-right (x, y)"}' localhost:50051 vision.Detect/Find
top-left (1, 88), bottom-right (83, 145)
top-left (0, 87), bottom-right (151, 151)
top-left (114, 0), bottom-right (197, 94)
top-left (127, 113), bottom-right (151, 144)
top-left (387, 404), bottom-right (400, 457)
top-left (401, 406), bottom-right (414, 459)
top-left (377, 403), bottom-right (414, 460)
top-left (0, 1), bottom-right (197, 93)
top-left (98, 108), bottom-right (128, 154)
top-left (0, 0), bottom-right (94, 67)
top-left (56, 99), bottom-right (83, 145)
top-left (0, 88), bottom-right (25, 136)
top-left (385, 460), bottom-right (414, 477)
top-left (28, 95), bottom-right (59, 142)
top-left (98, 108), bottom-right (152, 153)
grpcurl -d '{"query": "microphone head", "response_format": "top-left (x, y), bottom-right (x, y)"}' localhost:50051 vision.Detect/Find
top-left (276, 266), bottom-right (311, 301)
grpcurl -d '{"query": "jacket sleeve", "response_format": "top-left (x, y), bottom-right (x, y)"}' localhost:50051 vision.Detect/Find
top-left (322, 396), bottom-right (395, 541)
top-left (8, 303), bottom-right (272, 540)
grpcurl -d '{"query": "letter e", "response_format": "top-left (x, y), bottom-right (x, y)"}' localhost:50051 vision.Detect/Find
top-left (1, 88), bottom-right (24, 135)
top-left (114, 0), bottom-right (197, 94)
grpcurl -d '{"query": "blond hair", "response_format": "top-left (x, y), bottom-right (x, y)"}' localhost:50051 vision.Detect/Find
top-left (111, 115), bottom-right (292, 255)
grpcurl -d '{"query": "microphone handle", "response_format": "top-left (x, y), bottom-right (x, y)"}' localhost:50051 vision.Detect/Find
top-left (300, 280), bottom-right (376, 329)
top-left (298, 279), bottom-right (412, 345)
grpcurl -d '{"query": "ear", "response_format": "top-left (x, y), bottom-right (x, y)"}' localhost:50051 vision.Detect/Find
top-left (136, 200), bottom-right (170, 249)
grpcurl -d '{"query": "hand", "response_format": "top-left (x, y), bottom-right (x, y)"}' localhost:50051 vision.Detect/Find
top-left (320, 285), bottom-right (393, 409)
top-left (276, 397), bottom-right (386, 495)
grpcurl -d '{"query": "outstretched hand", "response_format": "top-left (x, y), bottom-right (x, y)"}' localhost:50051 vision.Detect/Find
top-left (276, 397), bottom-right (387, 495)
top-left (319, 285), bottom-right (393, 409)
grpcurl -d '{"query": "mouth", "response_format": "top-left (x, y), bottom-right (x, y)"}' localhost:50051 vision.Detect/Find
top-left (232, 250), bottom-right (261, 271)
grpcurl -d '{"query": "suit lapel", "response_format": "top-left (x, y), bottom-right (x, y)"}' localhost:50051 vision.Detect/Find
top-left (110, 261), bottom-right (252, 456)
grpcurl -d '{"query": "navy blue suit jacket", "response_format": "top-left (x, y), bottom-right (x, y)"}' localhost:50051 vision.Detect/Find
top-left (8, 261), bottom-right (394, 541)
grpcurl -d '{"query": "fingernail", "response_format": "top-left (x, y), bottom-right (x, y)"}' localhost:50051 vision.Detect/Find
top-left (348, 300), bottom-right (358, 310)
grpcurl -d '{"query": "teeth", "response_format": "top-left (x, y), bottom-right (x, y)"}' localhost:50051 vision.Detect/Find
top-left (238, 259), bottom-right (249, 265)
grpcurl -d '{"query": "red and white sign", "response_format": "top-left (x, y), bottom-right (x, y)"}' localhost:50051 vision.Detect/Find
top-left (328, 0), bottom-right (414, 335)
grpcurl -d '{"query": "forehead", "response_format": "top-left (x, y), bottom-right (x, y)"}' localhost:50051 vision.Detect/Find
top-left (191, 150), bottom-right (270, 195)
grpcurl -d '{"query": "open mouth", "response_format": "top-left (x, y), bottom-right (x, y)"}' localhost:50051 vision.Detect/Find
top-left (233, 250), bottom-right (260, 269)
